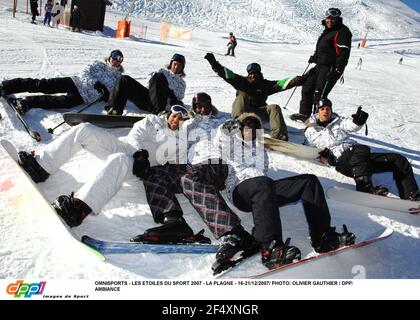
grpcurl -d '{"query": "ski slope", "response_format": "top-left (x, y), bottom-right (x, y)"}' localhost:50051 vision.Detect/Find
top-left (0, 0), bottom-right (419, 281)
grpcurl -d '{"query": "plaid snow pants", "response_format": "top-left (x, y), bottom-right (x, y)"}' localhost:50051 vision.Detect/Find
top-left (142, 163), bottom-right (241, 238)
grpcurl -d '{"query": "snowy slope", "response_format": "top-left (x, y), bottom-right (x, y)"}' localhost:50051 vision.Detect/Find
top-left (0, 0), bottom-right (419, 281)
top-left (111, 0), bottom-right (420, 43)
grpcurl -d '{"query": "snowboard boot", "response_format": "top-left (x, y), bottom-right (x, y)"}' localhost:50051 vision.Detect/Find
top-left (312, 225), bottom-right (356, 254)
top-left (355, 176), bottom-right (389, 196)
top-left (408, 190), bottom-right (420, 202)
top-left (212, 225), bottom-right (260, 275)
top-left (130, 210), bottom-right (205, 244)
top-left (52, 192), bottom-right (92, 227)
top-left (289, 113), bottom-right (309, 123)
top-left (12, 98), bottom-right (30, 115)
top-left (17, 151), bottom-right (50, 183)
top-left (261, 238), bottom-right (301, 269)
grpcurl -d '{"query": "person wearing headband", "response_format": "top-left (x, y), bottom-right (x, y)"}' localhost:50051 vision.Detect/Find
top-left (0, 49), bottom-right (124, 113)
top-left (290, 8), bottom-right (352, 123)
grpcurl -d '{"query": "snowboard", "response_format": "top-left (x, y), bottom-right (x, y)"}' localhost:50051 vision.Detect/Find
top-left (262, 136), bottom-right (321, 160)
top-left (63, 112), bottom-right (145, 128)
top-left (81, 235), bottom-right (219, 254)
top-left (0, 140), bottom-right (104, 259)
top-left (217, 227), bottom-right (393, 278)
top-left (326, 186), bottom-right (420, 214)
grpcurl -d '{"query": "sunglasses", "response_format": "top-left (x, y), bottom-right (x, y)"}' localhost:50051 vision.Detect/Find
top-left (325, 8), bottom-right (341, 18)
top-left (111, 52), bottom-right (124, 62)
top-left (170, 105), bottom-right (189, 119)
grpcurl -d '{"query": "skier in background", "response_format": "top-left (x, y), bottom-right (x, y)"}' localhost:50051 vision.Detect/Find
top-left (305, 98), bottom-right (420, 203)
top-left (399, 57), bottom-right (403, 65)
top-left (356, 57), bottom-right (362, 70)
top-left (51, 1), bottom-right (64, 28)
top-left (44, 0), bottom-right (53, 26)
top-left (30, 0), bottom-right (39, 24)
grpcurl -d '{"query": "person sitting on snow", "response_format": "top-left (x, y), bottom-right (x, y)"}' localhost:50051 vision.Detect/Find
top-left (105, 53), bottom-right (186, 116)
top-left (14, 105), bottom-right (191, 228)
top-left (204, 52), bottom-right (304, 141)
top-left (211, 112), bottom-right (356, 273)
top-left (304, 98), bottom-right (420, 202)
top-left (0, 50), bottom-right (124, 114)
top-left (131, 93), bottom-right (245, 244)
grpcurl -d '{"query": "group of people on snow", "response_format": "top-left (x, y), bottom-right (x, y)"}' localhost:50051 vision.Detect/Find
top-left (30, 0), bottom-right (81, 31)
top-left (1, 8), bottom-right (419, 273)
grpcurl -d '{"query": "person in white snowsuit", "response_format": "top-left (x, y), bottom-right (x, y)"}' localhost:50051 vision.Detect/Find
top-left (1, 50), bottom-right (124, 114)
top-left (305, 98), bottom-right (420, 201)
top-left (211, 112), bottom-right (356, 272)
top-left (105, 53), bottom-right (186, 115)
top-left (16, 106), bottom-right (190, 228)
top-left (51, 1), bottom-right (64, 28)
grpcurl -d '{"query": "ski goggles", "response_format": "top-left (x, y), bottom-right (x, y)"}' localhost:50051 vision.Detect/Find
top-left (170, 105), bottom-right (189, 119)
top-left (110, 51), bottom-right (124, 62)
top-left (324, 8), bottom-right (341, 18)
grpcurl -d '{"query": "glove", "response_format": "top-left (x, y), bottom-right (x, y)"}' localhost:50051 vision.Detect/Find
top-left (318, 148), bottom-right (337, 166)
top-left (222, 118), bottom-right (242, 135)
top-left (352, 107), bottom-right (369, 126)
top-left (327, 68), bottom-right (343, 81)
top-left (204, 53), bottom-right (217, 66)
top-left (308, 55), bottom-right (316, 64)
top-left (94, 81), bottom-right (109, 102)
top-left (288, 75), bottom-right (304, 88)
top-left (132, 149), bottom-right (150, 179)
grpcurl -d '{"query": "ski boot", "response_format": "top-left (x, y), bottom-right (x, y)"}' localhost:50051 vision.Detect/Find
top-left (312, 225), bottom-right (356, 254)
top-left (355, 176), bottom-right (388, 196)
top-left (130, 210), bottom-right (210, 244)
top-left (17, 151), bottom-right (50, 183)
top-left (211, 225), bottom-right (260, 275)
top-left (52, 192), bottom-right (92, 227)
top-left (261, 238), bottom-right (301, 269)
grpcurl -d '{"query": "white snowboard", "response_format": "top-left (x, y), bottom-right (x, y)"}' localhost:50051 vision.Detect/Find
top-left (326, 186), bottom-right (420, 214)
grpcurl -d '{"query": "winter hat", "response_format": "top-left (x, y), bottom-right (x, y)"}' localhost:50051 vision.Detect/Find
top-left (190, 92), bottom-right (218, 116)
top-left (238, 112), bottom-right (263, 130)
top-left (110, 49), bottom-right (124, 62)
top-left (170, 53), bottom-right (186, 70)
top-left (246, 63), bottom-right (261, 74)
top-left (319, 98), bottom-right (332, 108)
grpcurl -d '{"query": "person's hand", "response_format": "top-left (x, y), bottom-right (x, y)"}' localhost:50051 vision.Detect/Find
top-left (204, 53), bottom-right (217, 66)
top-left (94, 81), bottom-right (109, 102)
top-left (352, 107), bottom-right (369, 126)
top-left (132, 150), bottom-right (150, 179)
top-left (318, 148), bottom-right (337, 166)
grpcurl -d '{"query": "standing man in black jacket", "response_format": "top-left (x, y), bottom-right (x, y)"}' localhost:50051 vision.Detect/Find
top-left (290, 8), bottom-right (352, 122)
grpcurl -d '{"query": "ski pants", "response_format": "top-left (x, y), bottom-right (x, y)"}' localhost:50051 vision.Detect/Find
top-left (143, 162), bottom-right (241, 238)
top-left (1, 77), bottom-right (84, 109)
top-left (227, 43), bottom-right (236, 56)
top-left (231, 91), bottom-right (288, 139)
top-left (336, 144), bottom-right (419, 199)
top-left (36, 123), bottom-right (136, 213)
top-left (232, 174), bottom-right (331, 245)
top-left (299, 65), bottom-right (339, 116)
top-left (44, 12), bottom-right (52, 25)
top-left (107, 72), bottom-right (176, 114)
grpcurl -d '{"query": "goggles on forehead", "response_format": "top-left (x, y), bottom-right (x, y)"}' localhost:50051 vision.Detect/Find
top-left (170, 105), bottom-right (189, 119)
top-left (325, 8), bottom-right (341, 18)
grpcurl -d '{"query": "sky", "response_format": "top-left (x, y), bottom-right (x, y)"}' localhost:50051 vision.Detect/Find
top-left (401, 0), bottom-right (420, 12)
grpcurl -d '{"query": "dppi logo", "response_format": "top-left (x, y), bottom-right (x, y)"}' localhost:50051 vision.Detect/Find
top-left (6, 280), bottom-right (46, 298)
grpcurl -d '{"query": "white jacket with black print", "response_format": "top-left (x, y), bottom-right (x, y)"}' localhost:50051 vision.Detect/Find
top-left (152, 68), bottom-right (186, 101)
top-left (121, 114), bottom-right (188, 166)
top-left (215, 113), bottom-right (268, 200)
top-left (186, 113), bottom-right (224, 165)
top-left (71, 60), bottom-right (123, 104)
top-left (305, 113), bottom-right (363, 159)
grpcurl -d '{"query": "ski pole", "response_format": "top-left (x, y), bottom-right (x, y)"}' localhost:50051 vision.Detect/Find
top-left (48, 95), bottom-right (103, 134)
top-left (283, 62), bottom-right (311, 110)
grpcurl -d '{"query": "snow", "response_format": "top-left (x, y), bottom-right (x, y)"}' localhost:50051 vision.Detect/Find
top-left (0, 0), bottom-right (419, 283)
